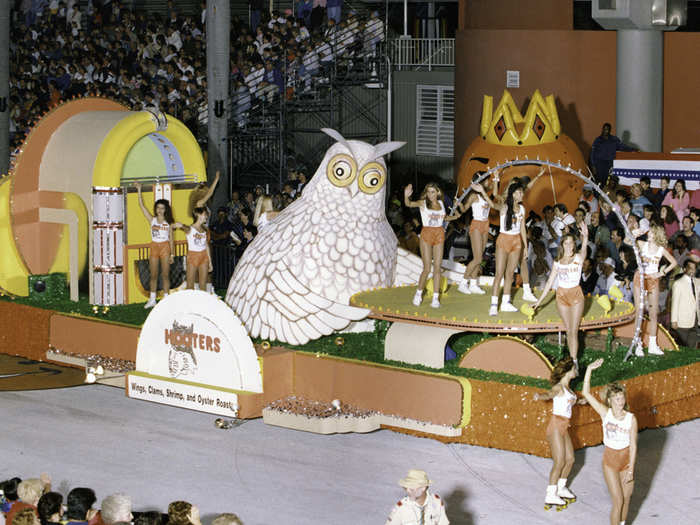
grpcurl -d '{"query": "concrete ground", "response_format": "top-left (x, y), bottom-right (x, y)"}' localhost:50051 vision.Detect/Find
top-left (2, 384), bottom-right (698, 524)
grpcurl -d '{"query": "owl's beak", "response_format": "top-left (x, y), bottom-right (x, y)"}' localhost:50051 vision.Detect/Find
top-left (347, 185), bottom-right (359, 197)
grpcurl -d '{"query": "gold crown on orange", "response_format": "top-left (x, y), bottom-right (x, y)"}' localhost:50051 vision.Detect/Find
top-left (480, 89), bottom-right (561, 146)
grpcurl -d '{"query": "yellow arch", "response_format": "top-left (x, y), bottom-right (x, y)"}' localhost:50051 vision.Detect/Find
top-left (0, 176), bottom-right (30, 295)
top-left (92, 112), bottom-right (206, 188)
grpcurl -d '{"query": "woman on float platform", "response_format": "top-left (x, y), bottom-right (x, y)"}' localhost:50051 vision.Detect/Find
top-left (533, 220), bottom-right (588, 370)
top-left (632, 224), bottom-right (677, 356)
top-left (583, 358), bottom-right (638, 525)
top-left (471, 180), bottom-right (527, 315)
top-left (404, 183), bottom-right (460, 308)
top-left (534, 357), bottom-right (586, 510)
top-left (135, 182), bottom-right (176, 309)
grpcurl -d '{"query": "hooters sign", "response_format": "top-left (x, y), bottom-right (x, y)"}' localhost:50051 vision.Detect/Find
top-left (127, 290), bottom-right (262, 416)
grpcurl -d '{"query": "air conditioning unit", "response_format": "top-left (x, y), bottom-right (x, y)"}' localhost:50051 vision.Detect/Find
top-left (592, 0), bottom-right (687, 30)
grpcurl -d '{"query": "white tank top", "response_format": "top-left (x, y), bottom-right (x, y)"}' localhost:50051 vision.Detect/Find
top-left (603, 409), bottom-right (633, 450)
top-left (257, 212), bottom-right (270, 231)
top-left (471, 193), bottom-right (490, 221)
top-left (640, 241), bottom-right (664, 274)
top-left (151, 217), bottom-right (170, 243)
top-left (499, 204), bottom-right (525, 235)
top-left (419, 201), bottom-right (445, 228)
top-left (187, 226), bottom-right (208, 252)
top-left (554, 255), bottom-right (583, 289)
top-left (552, 386), bottom-right (577, 419)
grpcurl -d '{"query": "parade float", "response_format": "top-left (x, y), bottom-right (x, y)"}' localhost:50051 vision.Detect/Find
top-left (0, 95), bottom-right (698, 457)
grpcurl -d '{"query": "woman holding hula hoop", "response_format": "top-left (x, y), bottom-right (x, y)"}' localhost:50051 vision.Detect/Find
top-left (533, 220), bottom-right (588, 369)
top-left (632, 224), bottom-right (677, 356)
top-left (457, 172), bottom-right (496, 295)
top-left (135, 182), bottom-right (175, 309)
top-left (583, 358), bottom-right (638, 525)
top-left (472, 180), bottom-right (527, 316)
top-left (404, 183), bottom-right (460, 308)
top-left (534, 356), bottom-right (586, 510)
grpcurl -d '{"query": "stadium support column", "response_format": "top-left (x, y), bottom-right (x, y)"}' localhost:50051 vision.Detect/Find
top-left (206, 0), bottom-right (230, 207)
top-left (0, 1), bottom-right (9, 175)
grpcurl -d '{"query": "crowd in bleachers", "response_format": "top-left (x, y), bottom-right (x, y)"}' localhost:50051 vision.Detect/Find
top-left (8, 0), bottom-right (385, 150)
top-left (0, 476), bottom-right (243, 525)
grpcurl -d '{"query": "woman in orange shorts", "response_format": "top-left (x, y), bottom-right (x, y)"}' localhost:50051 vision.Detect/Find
top-left (456, 172), bottom-right (496, 295)
top-left (632, 225), bottom-right (677, 356)
top-left (135, 182), bottom-right (175, 309)
top-left (534, 221), bottom-right (589, 369)
top-left (404, 183), bottom-right (460, 308)
top-left (583, 358), bottom-right (638, 525)
top-left (176, 207), bottom-right (212, 290)
top-left (534, 357), bottom-right (586, 509)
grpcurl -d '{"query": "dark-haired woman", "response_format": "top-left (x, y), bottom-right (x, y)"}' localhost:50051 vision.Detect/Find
top-left (662, 180), bottom-right (690, 223)
top-left (534, 357), bottom-right (586, 509)
top-left (473, 181), bottom-right (527, 315)
top-left (175, 208), bottom-right (212, 291)
top-left (136, 182), bottom-right (175, 308)
top-left (534, 220), bottom-right (588, 368)
top-left (37, 492), bottom-right (63, 525)
top-left (583, 358), bottom-right (638, 525)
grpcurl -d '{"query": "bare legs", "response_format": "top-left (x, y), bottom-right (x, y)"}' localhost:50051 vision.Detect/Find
top-left (556, 300), bottom-right (585, 361)
top-left (603, 465), bottom-right (634, 525)
top-left (464, 230), bottom-right (487, 279)
top-left (415, 240), bottom-right (444, 306)
top-left (187, 264), bottom-right (208, 290)
top-left (546, 429), bottom-right (575, 484)
top-left (633, 282), bottom-right (662, 353)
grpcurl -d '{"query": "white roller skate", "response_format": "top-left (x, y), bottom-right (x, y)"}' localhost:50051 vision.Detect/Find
top-left (500, 302), bottom-right (517, 312)
top-left (557, 479), bottom-right (576, 504)
top-left (469, 280), bottom-right (486, 294)
top-left (544, 485), bottom-right (568, 511)
top-left (634, 340), bottom-right (645, 357)
top-left (412, 289), bottom-right (423, 307)
top-left (522, 285), bottom-right (538, 302)
top-left (647, 336), bottom-right (664, 355)
top-left (457, 280), bottom-right (472, 295)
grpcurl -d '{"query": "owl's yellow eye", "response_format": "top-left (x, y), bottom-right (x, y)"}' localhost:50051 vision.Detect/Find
top-left (358, 162), bottom-right (386, 194)
top-left (326, 154), bottom-right (357, 187)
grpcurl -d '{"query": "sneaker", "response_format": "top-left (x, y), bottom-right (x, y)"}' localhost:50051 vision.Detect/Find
top-left (500, 302), bottom-right (517, 312)
top-left (431, 297), bottom-right (440, 308)
top-left (634, 341), bottom-right (645, 357)
top-left (412, 292), bottom-right (423, 307)
top-left (469, 283), bottom-right (486, 295)
top-left (144, 298), bottom-right (157, 309)
top-left (489, 305), bottom-right (498, 316)
top-left (522, 289), bottom-right (538, 302)
top-left (648, 343), bottom-right (664, 356)
top-left (457, 281), bottom-right (472, 295)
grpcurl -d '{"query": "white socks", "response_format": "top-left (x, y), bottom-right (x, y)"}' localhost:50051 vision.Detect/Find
top-left (149, 292), bottom-right (156, 299)
top-left (503, 294), bottom-right (510, 303)
top-left (524, 283), bottom-right (532, 294)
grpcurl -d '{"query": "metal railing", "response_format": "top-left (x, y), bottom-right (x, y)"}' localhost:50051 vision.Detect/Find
top-left (388, 38), bottom-right (455, 70)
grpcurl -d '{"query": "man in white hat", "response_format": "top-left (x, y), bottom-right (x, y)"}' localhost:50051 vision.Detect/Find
top-left (594, 257), bottom-right (622, 297)
top-left (385, 469), bottom-right (449, 524)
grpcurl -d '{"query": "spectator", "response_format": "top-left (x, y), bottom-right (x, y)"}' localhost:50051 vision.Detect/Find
top-left (133, 512), bottom-right (162, 525)
top-left (594, 257), bottom-right (620, 296)
top-left (599, 200), bottom-right (621, 233)
top-left (671, 259), bottom-right (700, 348)
top-left (211, 514), bottom-right (243, 525)
top-left (589, 210), bottom-right (610, 250)
top-left (671, 216), bottom-right (700, 251)
top-left (5, 477), bottom-right (50, 525)
top-left (385, 469), bottom-right (448, 525)
top-left (167, 502), bottom-right (200, 525)
top-left (210, 207), bottom-right (234, 245)
top-left (660, 205), bottom-right (679, 239)
top-left (662, 180), bottom-right (691, 223)
top-left (640, 176), bottom-right (662, 207)
top-left (590, 122), bottom-right (636, 186)
top-left (398, 221), bottom-right (420, 255)
top-left (65, 488), bottom-right (97, 525)
top-left (672, 235), bottom-right (690, 270)
top-left (37, 493), bottom-right (63, 525)
top-left (579, 184), bottom-right (598, 213)
top-left (580, 257), bottom-right (598, 295)
top-left (326, 0), bottom-right (342, 24)
top-left (11, 509), bottom-right (40, 525)
top-left (100, 494), bottom-right (132, 525)
top-left (629, 183), bottom-right (651, 217)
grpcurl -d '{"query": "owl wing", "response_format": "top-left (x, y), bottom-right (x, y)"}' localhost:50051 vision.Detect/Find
top-left (394, 247), bottom-right (467, 286)
top-left (225, 203), bottom-right (370, 346)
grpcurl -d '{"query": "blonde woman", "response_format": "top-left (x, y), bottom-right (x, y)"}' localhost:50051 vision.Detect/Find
top-left (533, 357), bottom-right (586, 509)
top-left (583, 358), bottom-right (638, 525)
top-left (253, 194), bottom-right (279, 231)
top-left (404, 183), bottom-right (460, 308)
top-left (632, 225), bottom-right (677, 356)
top-left (534, 221), bottom-right (588, 368)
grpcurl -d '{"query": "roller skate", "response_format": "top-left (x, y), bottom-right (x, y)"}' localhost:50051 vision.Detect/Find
top-left (522, 285), bottom-right (538, 302)
top-left (544, 485), bottom-right (568, 511)
top-left (557, 480), bottom-right (576, 505)
top-left (469, 280), bottom-right (486, 294)
top-left (634, 339), bottom-right (645, 357)
top-left (647, 336), bottom-right (664, 355)
top-left (457, 280), bottom-right (472, 294)
top-left (412, 289), bottom-right (423, 307)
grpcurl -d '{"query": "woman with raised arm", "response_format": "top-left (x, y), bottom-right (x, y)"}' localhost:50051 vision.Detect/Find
top-left (135, 182), bottom-right (175, 308)
top-left (533, 220), bottom-right (588, 370)
top-left (533, 356), bottom-right (586, 510)
top-left (582, 358), bottom-right (638, 525)
top-left (473, 180), bottom-right (527, 316)
top-left (404, 183), bottom-right (460, 308)
top-left (189, 171), bottom-right (220, 294)
top-left (456, 171), bottom-right (496, 295)
top-left (174, 207), bottom-right (212, 291)
top-left (632, 224), bottom-right (677, 356)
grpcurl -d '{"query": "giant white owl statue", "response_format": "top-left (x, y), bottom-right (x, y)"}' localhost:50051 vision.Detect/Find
top-left (225, 129), bottom-right (406, 345)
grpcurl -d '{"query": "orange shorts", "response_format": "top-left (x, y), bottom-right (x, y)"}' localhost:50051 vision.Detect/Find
top-left (150, 241), bottom-right (171, 259)
top-left (469, 219), bottom-right (489, 235)
top-left (496, 233), bottom-right (521, 254)
top-left (556, 286), bottom-right (584, 307)
top-left (546, 414), bottom-right (571, 436)
top-left (187, 250), bottom-right (209, 268)
top-left (603, 446), bottom-right (630, 472)
top-left (420, 226), bottom-right (445, 246)
top-left (633, 271), bottom-right (659, 292)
